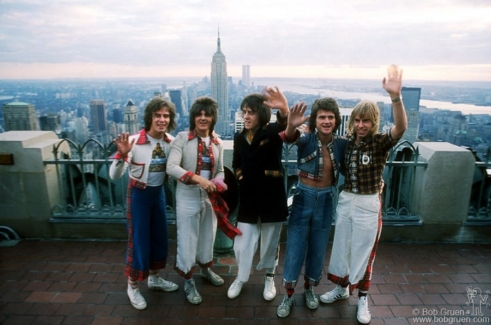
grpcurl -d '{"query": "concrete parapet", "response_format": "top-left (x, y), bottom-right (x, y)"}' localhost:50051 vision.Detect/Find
top-left (413, 142), bottom-right (475, 223)
top-left (1, 134), bottom-right (489, 243)
top-left (0, 131), bottom-right (69, 237)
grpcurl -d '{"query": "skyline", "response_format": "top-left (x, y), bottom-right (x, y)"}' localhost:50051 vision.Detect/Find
top-left (1, 0), bottom-right (491, 81)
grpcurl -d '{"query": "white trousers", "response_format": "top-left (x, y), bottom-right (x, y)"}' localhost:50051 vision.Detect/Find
top-left (328, 191), bottom-right (380, 285)
top-left (175, 183), bottom-right (217, 275)
top-left (233, 221), bottom-right (282, 282)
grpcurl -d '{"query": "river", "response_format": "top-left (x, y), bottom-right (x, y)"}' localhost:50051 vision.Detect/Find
top-left (253, 78), bottom-right (491, 116)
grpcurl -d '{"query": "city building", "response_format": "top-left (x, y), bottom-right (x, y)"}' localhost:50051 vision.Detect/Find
top-left (112, 108), bottom-right (123, 124)
top-left (406, 110), bottom-right (420, 143)
top-left (89, 99), bottom-right (107, 132)
top-left (39, 113), bottom-right (61, 134)
top-left (211, 29), bottom-right (229, 136)
top-left (234, 110), bottom-right (244, 133)
top-left (169, 89), bottom-right (184, 117)
top-left (401, 87), bottom-right (421, 143)
top-left (2, 101), bottom-right (39, 131)
top-left (124, 100), bottom-right (139, 135)
top-left (337, 107), bottom-right (353, 136)
top-left (74, 116), bottom-right (89, 143)
top-left (182, 82), bottom-right (189, 117)
top-left (242, 65), bottom-right (250, 88)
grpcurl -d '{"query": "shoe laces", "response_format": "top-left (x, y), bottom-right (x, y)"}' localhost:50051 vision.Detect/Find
top-left (204, 269), bottom-right (217, 280)
top-left (232, 279), bottom-right (242, 289)
top-left (265, 276), bottom-right (275, 290)
top-left (305, 286), bottom-right (315, 297)
top-left (359, 296), bottom-right (369, 307)
top-left (334, 285), bottom-right (346, 296)
top-left (281, 295), bottom-right (293, 306)
top-left (129, 287), bottom-right (144, 302)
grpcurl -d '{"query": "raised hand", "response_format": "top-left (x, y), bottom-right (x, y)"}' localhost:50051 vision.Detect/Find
top-left (262, 86), bottom-right (289, 113)
top-left (382, 64), bottom-right (403, 96)
top-left (114, 132), bottom-right (135, 158)
top-left (288, 102), bottom-right (309, 128)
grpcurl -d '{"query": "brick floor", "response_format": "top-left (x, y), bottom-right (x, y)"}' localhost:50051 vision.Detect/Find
top-left (1, 240), bottom-right (491, 324)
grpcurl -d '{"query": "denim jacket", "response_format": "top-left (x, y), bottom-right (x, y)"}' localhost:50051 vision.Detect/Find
top-left (281, 130), bottom-right (348, 185)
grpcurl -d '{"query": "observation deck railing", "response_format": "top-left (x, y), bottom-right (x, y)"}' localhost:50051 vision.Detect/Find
top-left (45, 138), bottom-right (431, 225)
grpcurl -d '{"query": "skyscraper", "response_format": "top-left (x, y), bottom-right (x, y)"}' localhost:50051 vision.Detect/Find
top-left (211, 29), bottom-right (229, 136)
top-left (182, 82), bottom-right (189, 116)
top-left (74, 117), bottom-right (89, 143)
top-left (400, 87), bottom-right (422, 143)
top-left (337, 108), bottom-right (354, 136)
top-left (401, 87), bottom-right (421, 112)
top-left (90, 99), bottom-right (107, 132)
top-left (39, 113), bottom-right (61, 134)
top-left (112, 108), bottom-right (123, 124)
top-left (242, 65), bottom-right (250, 88)
top-left (2, 101), bottom-right (39, 131)
top-left (124, 100), bottom-right (139, 134)
top-left (169, 89), bottom-right (184, 117)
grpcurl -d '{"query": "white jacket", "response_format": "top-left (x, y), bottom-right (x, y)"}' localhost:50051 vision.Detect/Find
top-left (109, 129), bottom-right (174, 189)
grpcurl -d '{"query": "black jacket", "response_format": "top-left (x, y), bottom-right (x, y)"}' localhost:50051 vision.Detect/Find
top-left (232, 118), bottom-right (288, 224)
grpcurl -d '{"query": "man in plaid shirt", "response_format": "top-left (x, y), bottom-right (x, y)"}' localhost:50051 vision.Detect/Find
top-left (320, 65), bottom-right (408, 324)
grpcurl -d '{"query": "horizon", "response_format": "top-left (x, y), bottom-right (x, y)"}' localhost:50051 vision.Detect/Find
top-left (2, 75), bottom-right (491, 87)
top-left (1, 65), bottom-right (491, 83)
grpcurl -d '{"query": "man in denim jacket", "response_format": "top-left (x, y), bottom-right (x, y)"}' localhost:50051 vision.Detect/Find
top-left (276, 98), bottom-right (347, 318)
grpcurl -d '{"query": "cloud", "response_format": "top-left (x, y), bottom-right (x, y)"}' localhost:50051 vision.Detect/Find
top-left (0, 0), bottom-right (490, 80)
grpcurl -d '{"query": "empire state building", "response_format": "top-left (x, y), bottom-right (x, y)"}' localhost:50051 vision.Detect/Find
top-left (211, 30), bottom-right (229, 136)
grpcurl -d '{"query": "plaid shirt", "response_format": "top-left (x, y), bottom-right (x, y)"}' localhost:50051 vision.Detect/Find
top-left (343, 131), bottom-right (398, 194)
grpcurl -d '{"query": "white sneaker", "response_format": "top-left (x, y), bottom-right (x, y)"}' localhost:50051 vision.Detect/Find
top-left (277, 294), bottom-right (294, 318)
top-left (201, 268), bottom-right (224, 286)
top-left (357, 296), bottom-right (371, 324)
top-left (148, 275), bottom-right (179, 292)
top-left (263, 275), bottom-right (277, 301)
top-left (184, 279), bottom-right (202, 304)
top-left (227, 278), bottom-right (244, 299)
top-left (304, 286), bottom-right (319, 309)
top-left (320, 285), bottom-right (349, 303)
top-left (127, 286), bottom-right (147, 310)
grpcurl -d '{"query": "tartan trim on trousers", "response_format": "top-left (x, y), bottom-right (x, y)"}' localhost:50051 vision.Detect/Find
top-left (327, 194), bottom-right (383, 292)
top-left (327, 273), bottom-right (350, 287)
top-left (353, 199), bottom-right (383, 292)
top-left (124, 184), bottom-right (148, 281)
top-left (174, 260), bottom-right (214, 278)
top-left (284, 274), bottom-right (321, 290)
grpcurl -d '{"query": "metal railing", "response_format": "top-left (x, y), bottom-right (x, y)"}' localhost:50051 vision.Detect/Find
top-left (282, 140), bottom-right (427, 225)
top-left (466, 147), bottom-right (491, 224)
top-left (45, 138), bottom-right (141, 223)
top-left (382, 141), bottom-right (427, 225)
top-left (45, 138), bottom-right (427, 225)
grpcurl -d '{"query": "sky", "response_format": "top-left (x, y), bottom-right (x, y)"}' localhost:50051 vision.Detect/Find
top-left (1, 0), bottom-right (491, 81)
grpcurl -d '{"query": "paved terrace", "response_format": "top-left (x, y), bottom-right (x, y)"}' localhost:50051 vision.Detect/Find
top-left (1, 240), bottom-right (490, 325)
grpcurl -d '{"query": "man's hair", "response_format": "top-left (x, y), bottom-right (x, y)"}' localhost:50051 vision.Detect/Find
top-left (143, 97), bottom-right (177, 132)
top-left (347, 100), bottom-right (380, 136)
top-left (240, 93), bottom-right (271, 128)
top-left (308, 97), bottom-right (341, 133)
top-left (189, 96), bottom-right (219, 132)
